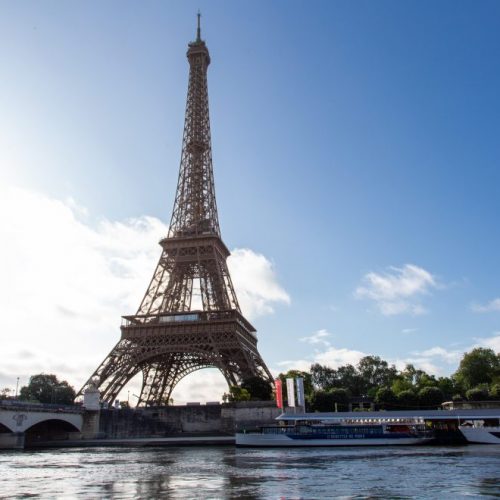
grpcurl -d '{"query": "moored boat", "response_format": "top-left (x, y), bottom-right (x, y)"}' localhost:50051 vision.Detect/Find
top-left (236, 414), bottom-right (434, 447)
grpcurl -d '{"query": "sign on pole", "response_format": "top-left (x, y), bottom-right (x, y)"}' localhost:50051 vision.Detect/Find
top-left (275, 379), bottom-right (283, 409)
top-left (296, 377), bottom-right (305, 408)
top-left (286, 378), bottom-right (295, 407)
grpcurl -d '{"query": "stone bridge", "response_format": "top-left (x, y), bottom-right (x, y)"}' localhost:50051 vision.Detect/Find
top-left (0, 401), bottom-right (85, 449)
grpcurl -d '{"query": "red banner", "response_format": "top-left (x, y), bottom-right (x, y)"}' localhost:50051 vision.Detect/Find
top-left (275, 379), bottom-right (283, 409)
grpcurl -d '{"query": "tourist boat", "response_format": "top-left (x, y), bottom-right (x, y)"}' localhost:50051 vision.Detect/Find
top-left (459, 421), bottom-right (500, 444)
top-left (236, 414), bottom-right (434, 447)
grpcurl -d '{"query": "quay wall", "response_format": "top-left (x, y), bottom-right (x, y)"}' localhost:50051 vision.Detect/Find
top-left (98, 402), bottom-right (281, 438)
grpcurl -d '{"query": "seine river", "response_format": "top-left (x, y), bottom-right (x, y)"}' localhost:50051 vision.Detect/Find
top-left (1, 445), bottom-right (499, 499)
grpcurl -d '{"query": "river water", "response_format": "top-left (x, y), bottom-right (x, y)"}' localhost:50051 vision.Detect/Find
top-left (0, 445), bottom-right (499, 499)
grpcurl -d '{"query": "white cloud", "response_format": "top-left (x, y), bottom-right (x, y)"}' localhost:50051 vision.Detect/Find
top-left (300, 329), bottom-right (331, 346)
top-left (398, 334), bottom-right (500, 376)
top-left (471, 298), bottom-right (500, 313)
top-left (228, 248), bottom-right (290, 319)
top-left (355, 264), bottom-right (437, 316)
top-left (315, 346), bottom-right (366, 368)
top-left (412, 346), bottom-right (462, 364)
top-left (402, 328), bottom-right (418, 334)
top-left (171, 369), bottom-right (228, 405)
top-left (397, 358), bottom-right (442, 376)
top-left (473, 332), bottom-right (500, 353)
top-left (274, 328), bottom-right (366, 374)
top-left (0, 186), bottom-right (289, 402)
top-left (275, 359), bottom-right (315, 373)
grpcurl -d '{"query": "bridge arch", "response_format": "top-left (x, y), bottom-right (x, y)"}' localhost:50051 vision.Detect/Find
top-left (24, 418), bottom-right (81, 446)
top-left (20, 412), bottom-right (82, 433)
top-left (0, 421), bottom-right (14, 433)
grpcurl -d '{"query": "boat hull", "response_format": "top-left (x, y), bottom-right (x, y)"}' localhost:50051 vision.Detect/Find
top-left (236, 433), bottom-right (433, 447)
top-left (459, 426), bottom-right (500, 444)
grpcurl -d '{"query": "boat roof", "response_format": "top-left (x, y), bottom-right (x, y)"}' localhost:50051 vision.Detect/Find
top-left (276, 409), bottom-right (500, 421)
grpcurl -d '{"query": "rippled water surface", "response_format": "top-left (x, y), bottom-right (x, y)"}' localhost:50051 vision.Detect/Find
top-left (1, 445), bottom-right (499, 499)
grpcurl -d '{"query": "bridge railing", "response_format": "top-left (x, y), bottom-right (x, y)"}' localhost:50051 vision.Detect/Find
top-left (0, 400), bottom-right (83, 414)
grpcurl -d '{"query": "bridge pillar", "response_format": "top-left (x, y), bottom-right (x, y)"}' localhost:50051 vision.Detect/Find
top-left (81, 410), bottom-right (101, 439)
top-left (0, 432), bottom-right (25, 450)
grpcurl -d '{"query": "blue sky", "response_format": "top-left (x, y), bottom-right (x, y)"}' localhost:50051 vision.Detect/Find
top-left (1, 1), bottom-right (499, 401)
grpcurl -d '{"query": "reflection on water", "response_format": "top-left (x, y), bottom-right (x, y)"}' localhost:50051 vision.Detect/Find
top-left (1, 445), bottom-right (499, 499)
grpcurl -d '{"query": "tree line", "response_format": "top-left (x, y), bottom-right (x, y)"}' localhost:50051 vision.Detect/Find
top-left (225, 347), bottom-right (499, 411)
top-left (277, 347), bottom-right (500, 411)
top-left (1, 347), bottom-right (498, 409)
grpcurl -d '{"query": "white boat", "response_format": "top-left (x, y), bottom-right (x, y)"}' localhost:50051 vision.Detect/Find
top-left (459, 421), bottom-right (500, 444)
top-left (236, 414), bottom-right (434, 447)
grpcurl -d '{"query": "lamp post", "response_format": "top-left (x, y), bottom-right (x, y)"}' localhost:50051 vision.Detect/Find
top-left (15, 377), bottom-right (19, 399)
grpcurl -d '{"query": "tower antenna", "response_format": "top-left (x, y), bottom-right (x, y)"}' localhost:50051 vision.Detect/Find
top-left (196, 10), bottom-right (201, 41)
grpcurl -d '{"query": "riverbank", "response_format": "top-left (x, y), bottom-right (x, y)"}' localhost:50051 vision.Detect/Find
top-left (30, 434), bottom-right (235, 448)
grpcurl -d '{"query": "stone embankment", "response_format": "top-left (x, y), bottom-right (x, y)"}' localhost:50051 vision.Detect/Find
top-left (97, 401), bottom-right (281, 439)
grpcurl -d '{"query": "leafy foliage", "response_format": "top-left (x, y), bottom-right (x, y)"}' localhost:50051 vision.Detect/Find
top-left (310, 390), bottom-right (335, 412)
top-left (417, 387), bottom-right (444, 408)
top-left (357, 356), bottom-right (398, 396)
top-left (465, 385), bottom-right (489, 401)
top-left (240, 376), bottom-right (273, 401)
top-left (397, 389), bottom-right (419, 409)
top-left (0, 388), bottom-right (12, 399)
top-left (374, 387), bottom-right (397, 409)
top-left (19, 374), bottom-right (75, 405)
top-left (223, 386), bottom-right (251, 402)
top-left (278, 347), bottom-right (498, 411)
top-left (489, 383), bottom-right (500, 399)
top-left (453, 348), bottom-right (500, 390)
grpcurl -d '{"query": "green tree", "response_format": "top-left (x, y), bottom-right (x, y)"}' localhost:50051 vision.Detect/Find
top-left (310, 363), bottom-right (338, 391)
top-left (466, 386), bottom-right (489, 401)
top-left (375, 387), bottom-right (397, 410)
top-left (397, 389), bottom-right (419, 409)
top-left (357, 356), bottom-right (398, 396)
top-left (329, 388), bottom-right (350, 411)
top-left (336, 364), bottom-right (363, 396)
top-left (436, 376), bottom-right (459, 401)
top-left (240, 376), bottom-right (273, 401)
top-left (489, 383), bottom-right (500, 399)
top-left (415, 373), bottom-right (438, 391)
top-left (418, 387), bottom-right (444, 409)
top-left (310, 363), bottom-right (363, 395)
top-left (310, 390), bottom-right (336, 412)
top-left (0, 388), bottom-right (12, 400)
top-left (400, 364), bottom-right (432, 388)
top-left (19, 374), bottom-right (76, 405)
top-left (223, 386), bottom-right (251, 402)
top-left (391, 376), bottom-right (414, 395)
top-left (454, 348), bottom-right (500, 390)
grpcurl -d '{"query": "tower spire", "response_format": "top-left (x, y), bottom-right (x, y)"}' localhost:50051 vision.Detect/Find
top-left (196, 11), bottom-right (201, 42)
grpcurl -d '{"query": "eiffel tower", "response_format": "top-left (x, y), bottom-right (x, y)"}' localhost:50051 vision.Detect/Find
top-left (78, 15), bottom-right (272, 406)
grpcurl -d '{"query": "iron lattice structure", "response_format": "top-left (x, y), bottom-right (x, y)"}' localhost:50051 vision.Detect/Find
top-left (78, 18), bottom-right (272, 406)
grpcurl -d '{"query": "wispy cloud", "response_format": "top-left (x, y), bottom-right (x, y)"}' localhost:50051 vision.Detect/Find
top-left (275, 328), bottom-right (367, 374)
top-left (471, 298), bottom-right (500, 313)
top-left (411, 346), bottom-right (462, 364)
top-left (300, 329), bottom-right (331, 346)
top-left (402, 328), bottom-right (418, 334)
top-left (473, 332), bottom-right (500, 352)
top-left (228, 248), bottom-right (290, 319)
top-left (354, 264), bottom-right (438, 316)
